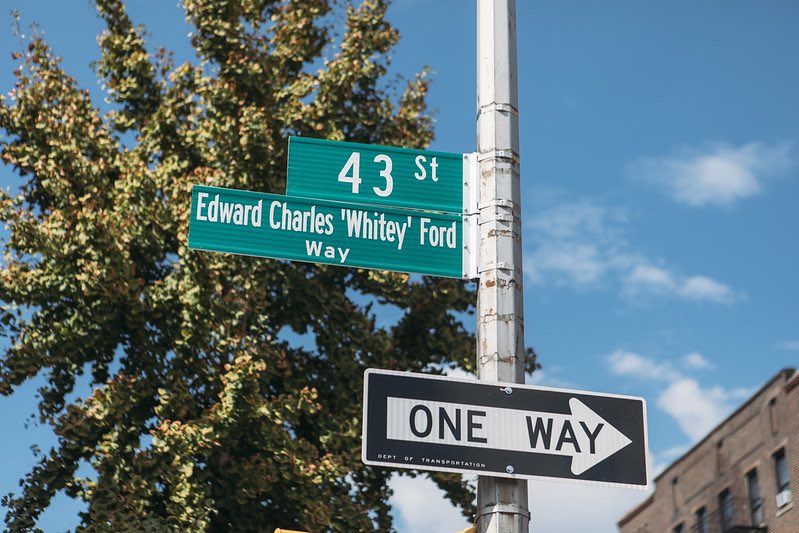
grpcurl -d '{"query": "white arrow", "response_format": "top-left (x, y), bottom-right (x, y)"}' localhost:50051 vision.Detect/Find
top-left (386, 396), bottom-right (633, 475)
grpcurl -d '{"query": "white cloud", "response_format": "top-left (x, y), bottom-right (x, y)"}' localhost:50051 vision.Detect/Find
top-left (527, 200), bottom-right (625, 241)
top-left (623, 266), bottom-right (738, 304)
top-left (626, 264), bottom-right (676, 291)
top-left (525, 201), bottom-right (627, 289)
top-left (607, 350), bottom-right (679, 381)
top-left (525, 201), bottom-right (626, 288)
top-left (656, 378), bottom-right (739, 441)
top-left (728, 387), bottom-right (753, 400)
top-left (525, 367), bottom-right (578, 389)
top-left (630, 142), bottom-right (793, 207)
top-left (682, 352), bottom-right (713, 370)
top-left (526, 243), bottom-right (607, 287)
top-left (442, 366), bottom-right (477, 381)
top-left (776, 340), bottom-right (799, 352)
top-left (678, 275), bottom-right (736, 303)
top-left (524, 199), bottom-right (739, 304)
top-left (526, 479), bottom-right (650, 533)
top-left (389, 474), bottom-right (470, 533)
top-left (389, 473), bottom-right (651, 533)
top-left (606, 350), bottom-right (750, 444)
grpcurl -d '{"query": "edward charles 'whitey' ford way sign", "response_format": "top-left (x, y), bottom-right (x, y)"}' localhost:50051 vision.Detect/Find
top-left (362, 369), bottom-right (649, 488)
top-left (188, 185), bottom-right (464, 278)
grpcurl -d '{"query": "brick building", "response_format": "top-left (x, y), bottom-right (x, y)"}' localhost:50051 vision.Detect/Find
top-left (619, 368), bottom-right (798, 533)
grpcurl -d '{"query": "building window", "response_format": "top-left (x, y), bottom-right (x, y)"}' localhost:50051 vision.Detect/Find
top-left (768, 397), bottom-right (778, 434)
top-left (774, 448), bottom-right (792, 508)
top-left (774, 448), bottom-right (790, 492)
top-left (746, 468), bottom-right (764, 525)
top-left (671, 476), bottom-right (679, 511)
top-left (695, 507), bottom-right (707, 533)
top-left (719, 488), bottom-right (733, 531)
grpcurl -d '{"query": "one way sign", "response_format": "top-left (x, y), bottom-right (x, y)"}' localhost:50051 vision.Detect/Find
top-left (362, 369), bottom-right (649, 488)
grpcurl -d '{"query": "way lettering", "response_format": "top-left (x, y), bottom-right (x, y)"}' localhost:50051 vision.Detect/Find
top-left (526, 416), bottom-right (604, 454)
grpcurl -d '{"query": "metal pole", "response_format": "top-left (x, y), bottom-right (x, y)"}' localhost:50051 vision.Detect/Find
top-left (475, 0), bottom-right (529, 531)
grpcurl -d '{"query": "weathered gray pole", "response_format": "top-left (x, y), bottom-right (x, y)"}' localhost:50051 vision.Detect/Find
top-left (475, 0), bottom-right (530, 531)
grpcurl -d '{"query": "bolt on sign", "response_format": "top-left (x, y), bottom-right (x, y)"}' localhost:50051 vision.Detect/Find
top-left (188, 185), bottom-right (464, 278)
top-left (362, 369), bottom-right (649, 488)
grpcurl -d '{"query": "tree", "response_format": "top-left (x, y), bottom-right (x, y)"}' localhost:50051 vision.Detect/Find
top-left (0, 1), bottom-right (537, 531)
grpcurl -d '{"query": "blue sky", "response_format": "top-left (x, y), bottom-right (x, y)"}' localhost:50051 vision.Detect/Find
top-left (1, 1), bottom-right (798, 532)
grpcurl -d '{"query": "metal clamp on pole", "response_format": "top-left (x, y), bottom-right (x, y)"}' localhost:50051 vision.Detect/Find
top-left (477, 102), bottom-right (519, 118)
top-left (480, 212), bottom-right (513, 223)
top-left (475, 503), bottom-right (531, 521)
top-left (478, 261), bottom-right (514, 273)
top-left (477, 149), bottom-right (517, 162)
top-left (478, 200), bottom-right (516, 223)
top-left (479, 199), bottom-right (515, 209)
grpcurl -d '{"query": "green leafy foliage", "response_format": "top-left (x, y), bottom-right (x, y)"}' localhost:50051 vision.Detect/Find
top-left (0, 1), bottom-right (537, 531)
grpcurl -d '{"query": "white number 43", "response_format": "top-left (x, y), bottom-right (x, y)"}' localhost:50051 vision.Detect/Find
top-left (338, 151), bottom-right (393, 198)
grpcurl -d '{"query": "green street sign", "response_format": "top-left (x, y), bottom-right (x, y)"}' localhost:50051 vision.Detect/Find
top-left (286, 136), bottom-right (464, 213)
top-left (188, 185), bottom-right (464, 278)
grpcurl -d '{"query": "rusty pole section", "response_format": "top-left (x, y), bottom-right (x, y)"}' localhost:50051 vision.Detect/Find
top-left (475, 0), bottom-right (530, 531)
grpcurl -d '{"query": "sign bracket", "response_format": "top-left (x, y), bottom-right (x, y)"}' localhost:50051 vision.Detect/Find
top-left (462, 152), bottom-right (480, 279)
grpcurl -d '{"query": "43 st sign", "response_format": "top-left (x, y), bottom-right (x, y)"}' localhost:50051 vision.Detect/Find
top-left (287, 136), bottom-right (466, 213)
